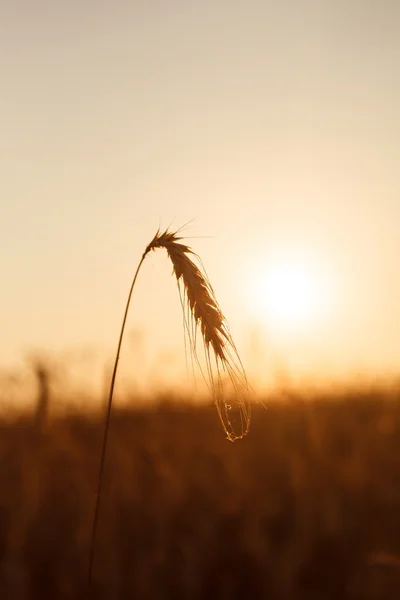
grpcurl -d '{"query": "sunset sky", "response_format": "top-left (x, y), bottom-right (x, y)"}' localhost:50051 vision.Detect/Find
top-left (1, 1), bottom-right (400, 391)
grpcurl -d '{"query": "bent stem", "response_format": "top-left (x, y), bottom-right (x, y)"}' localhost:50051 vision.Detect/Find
top-left (87, 251), bottom-right (147, 592)
top-left (86, 223), bottom-right (250, 592)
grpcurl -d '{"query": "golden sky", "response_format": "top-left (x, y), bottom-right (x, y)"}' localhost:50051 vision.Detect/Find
top-left (1, 1), bottom-right (400, 389)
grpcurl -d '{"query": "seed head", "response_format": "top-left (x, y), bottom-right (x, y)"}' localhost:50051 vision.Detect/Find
top-left (144, 227), bottom-right (250, 440)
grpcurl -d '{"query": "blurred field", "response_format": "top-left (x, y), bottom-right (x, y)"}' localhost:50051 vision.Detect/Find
top-left (1, 389), bottom-right (400, 599)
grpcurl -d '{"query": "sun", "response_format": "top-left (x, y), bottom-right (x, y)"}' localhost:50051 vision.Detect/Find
top-left (249, 257), bottom-right (327, 335)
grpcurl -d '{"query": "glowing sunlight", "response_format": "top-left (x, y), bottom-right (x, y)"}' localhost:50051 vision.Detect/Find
top-left (249, 254), bottom-right (331, 337)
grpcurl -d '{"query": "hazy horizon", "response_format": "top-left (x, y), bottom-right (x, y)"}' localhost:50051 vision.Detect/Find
top-left (2, 1), bottom-right (400, 391)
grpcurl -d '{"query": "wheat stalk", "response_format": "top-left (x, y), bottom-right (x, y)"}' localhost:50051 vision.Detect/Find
top-left (87, 224), bottom-right (250, 591)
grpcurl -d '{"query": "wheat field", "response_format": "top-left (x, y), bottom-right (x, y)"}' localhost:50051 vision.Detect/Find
top-left (1, 388), bottom-right (400, 599)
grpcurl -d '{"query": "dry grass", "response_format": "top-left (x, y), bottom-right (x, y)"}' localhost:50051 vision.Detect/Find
top-left (145, 227), bottom-right (250, 441)
top-left (89, 225), bottom-right (251, 591)
top-left (1, 388), bottom-right (400, 599)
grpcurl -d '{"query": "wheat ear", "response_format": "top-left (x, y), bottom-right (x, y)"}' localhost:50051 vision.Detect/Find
top-left (87, 225), bottom-right (250, 592)
top-left (146, 228), bottom-right (251, 440)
